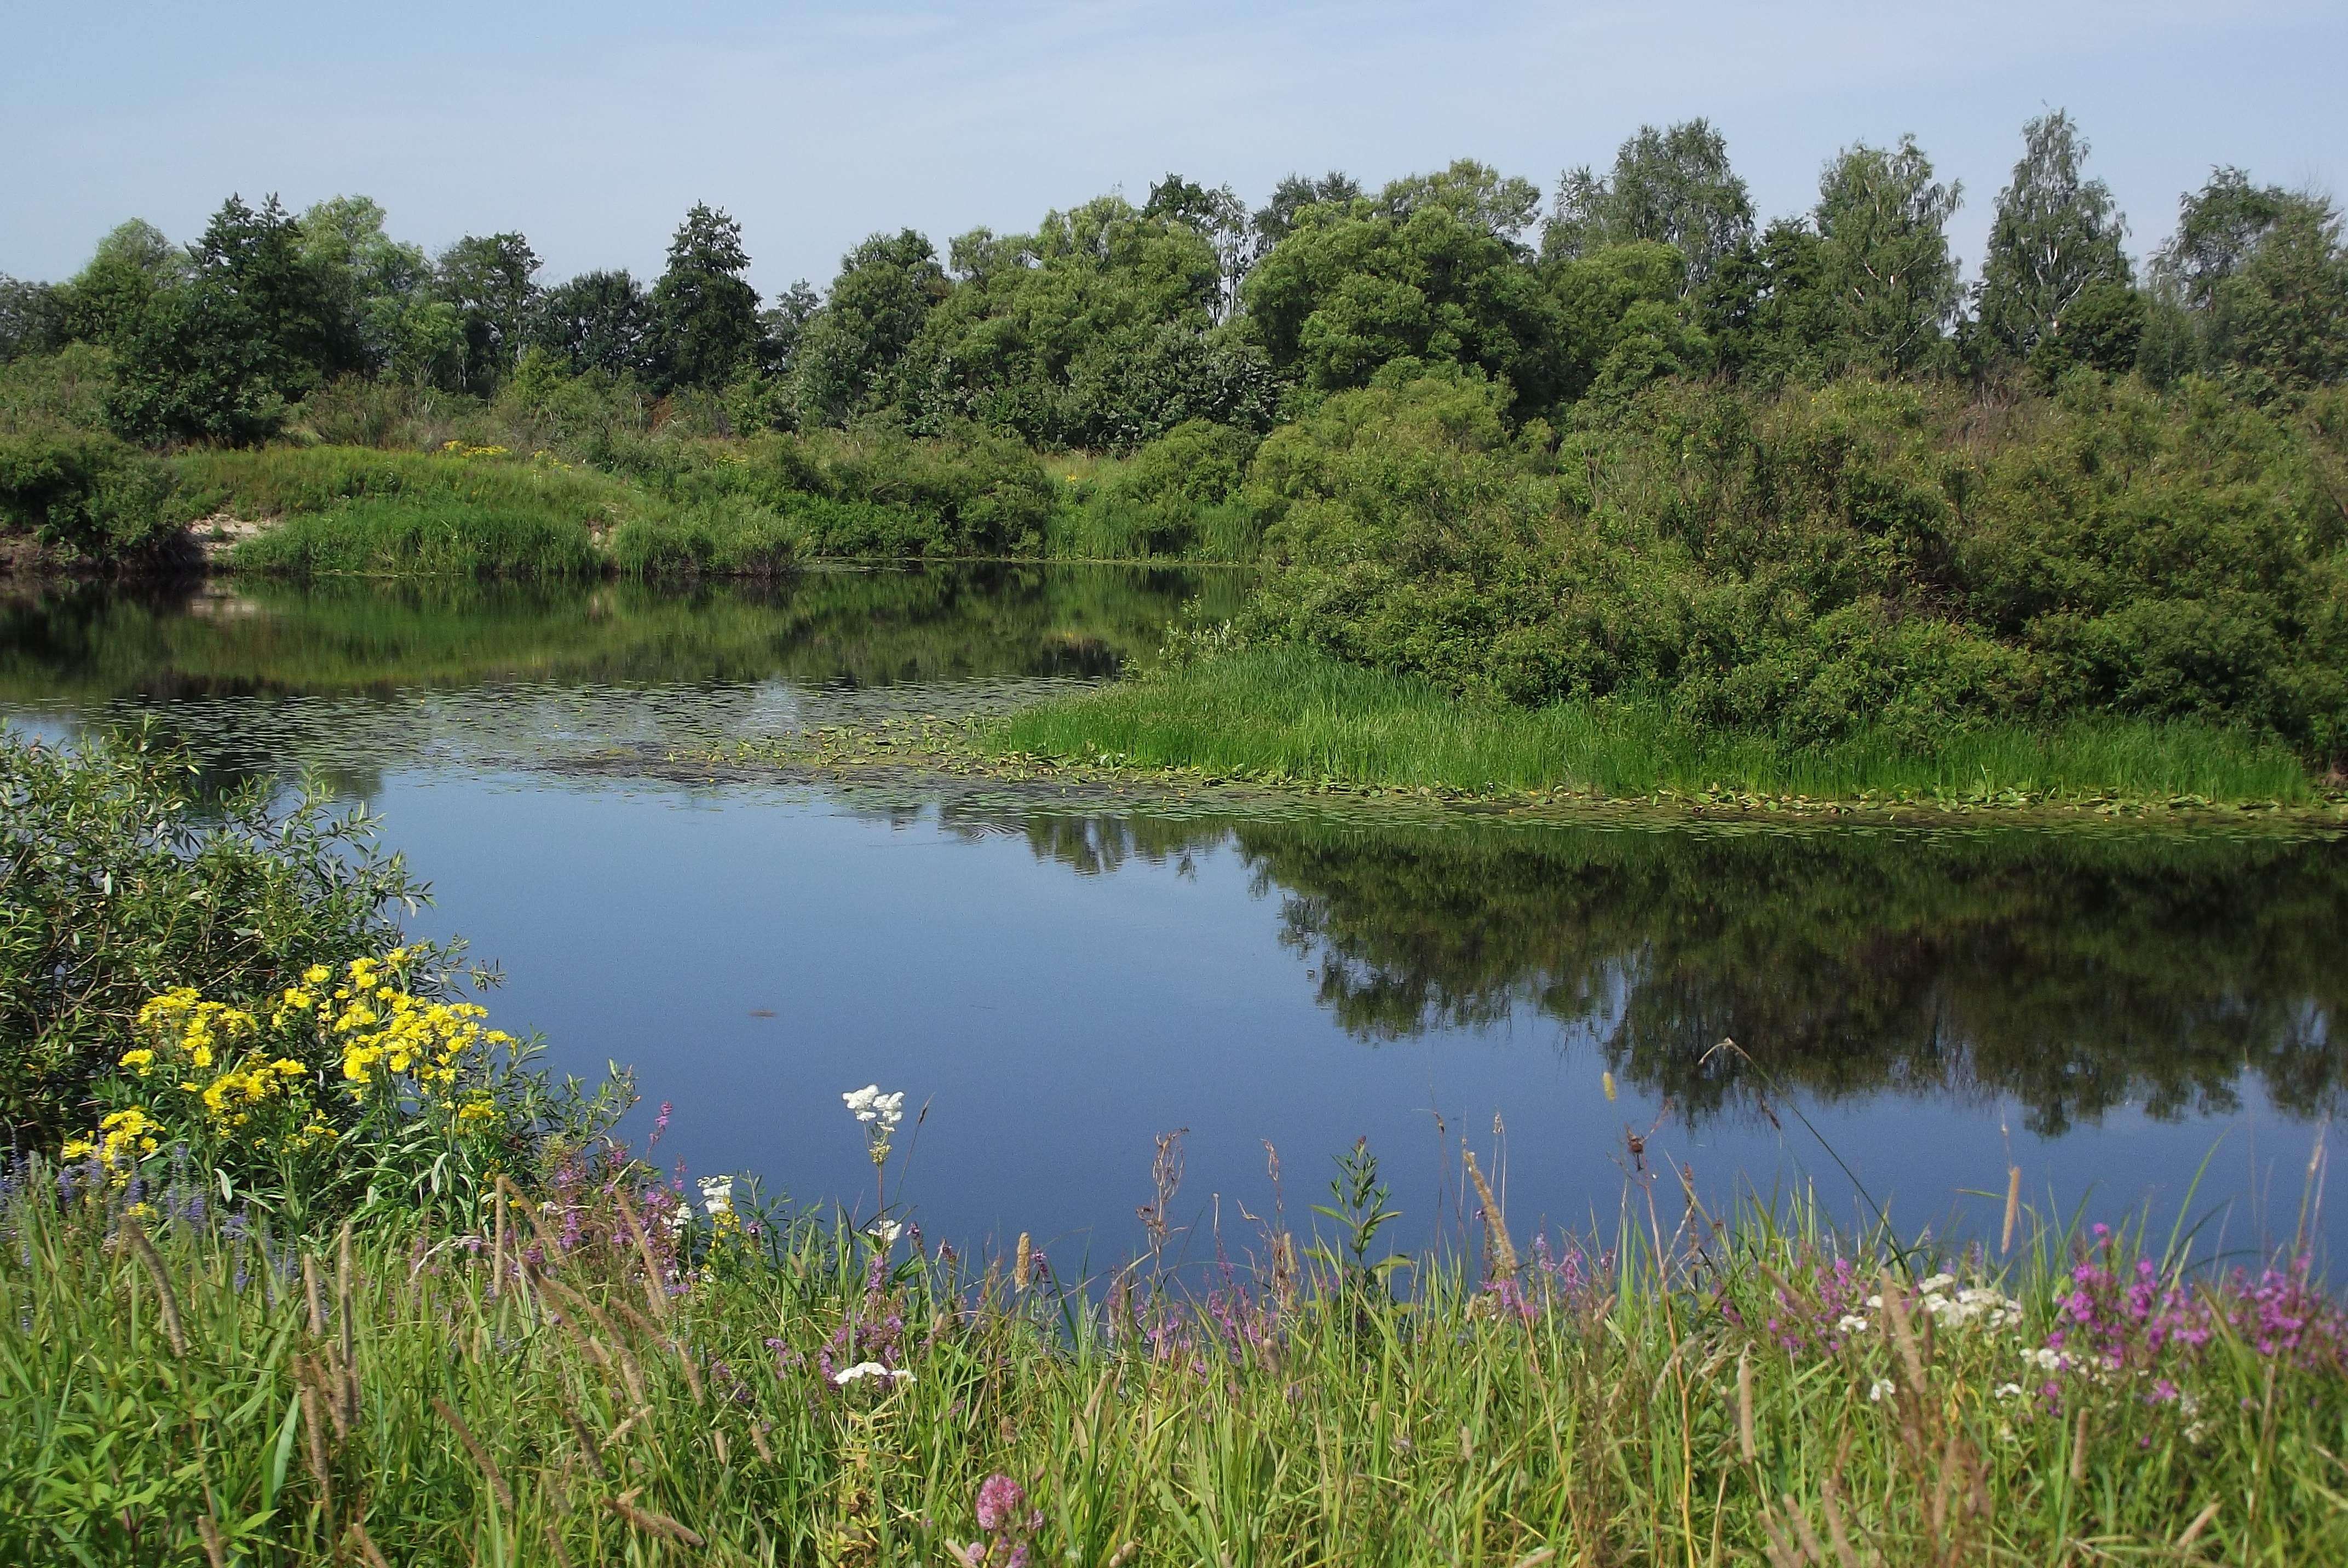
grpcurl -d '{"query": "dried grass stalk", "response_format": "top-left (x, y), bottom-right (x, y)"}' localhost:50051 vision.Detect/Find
top-left (607, 1490), bottom-right (705, 1547)
top-left (347, 1520), bottom-right (391, 1568)
top-left (1463, 1151), bottom-right (1519, 1278)
top-left (613, 1190), bottom-right (672, 1322)
top-left (196, 1514), bottom-right (227, 1568)
top-left (1737, 1347), bottom-right (1758, 1465)
top-left (432, 1396), bottom-right (515, 1512)
top-left (119, 1217), bottom-right (187, 1358)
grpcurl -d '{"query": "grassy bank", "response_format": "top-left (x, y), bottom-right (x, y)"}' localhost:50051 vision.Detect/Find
top-left (9, 1150), bottom-right (2346, 1564)
top-left (989, 646), bottom-right (2332, 809)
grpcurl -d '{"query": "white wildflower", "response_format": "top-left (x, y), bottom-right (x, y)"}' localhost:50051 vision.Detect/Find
top-left (1993, 1382), bottom-right (2024, 1400)
top-left (842, 1085), bottom-right (905, 1132)
top-left (1919, 1272), bottom-right (1956, 1294)
top-left (832, 1361), bottom-right (913, 1387)
top-left (1868, 1379), bottom-right (1896, 1402)
top-left (698, 1175), bottom-right (735, 1217)
top-left (2023, 1347), bottom-right (2063, 1374)
top-left (1836, 1314), bottom-right (1872, 1335)
top-left (867, 1219), bottom-right (903, 1248)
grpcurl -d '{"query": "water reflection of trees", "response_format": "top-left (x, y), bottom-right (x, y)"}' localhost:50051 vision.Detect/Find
top-left (0, 564), bottom-right (1233, 702)
top-left (1009, 812), bottom-right (2348, 1134)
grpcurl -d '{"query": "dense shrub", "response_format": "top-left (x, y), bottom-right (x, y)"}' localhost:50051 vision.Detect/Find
top-left (0, 429), bottom-right (182, 564)
top-left (0, 727), bottom-right (424, 1142)
top-left (1242, 371), bottom-right (2348, 759)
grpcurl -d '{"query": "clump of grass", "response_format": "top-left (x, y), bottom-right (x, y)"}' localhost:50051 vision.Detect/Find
top-left (608, 500), bottom-right (797, 578)
top-left (4, 1144), bottom-right (2341, 1563)
top-left (991, 646), bottom-right (2324, 808)
top-left (177, 444), bottom-right (635, 525)
top-left (230, 494), bottom-right (608, 578)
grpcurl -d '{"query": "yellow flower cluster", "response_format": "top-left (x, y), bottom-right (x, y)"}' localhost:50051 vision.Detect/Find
top-left (278, 952), bottom-right (515, 1093)
top-left (441, 440), bottom-right (511, 458)
top-left (60, 1106), bottom-right (164, 1175)
top-left (129, 987), bottom-right (312, 1134)
top-left (136, 989), bottom-right (257, 1071)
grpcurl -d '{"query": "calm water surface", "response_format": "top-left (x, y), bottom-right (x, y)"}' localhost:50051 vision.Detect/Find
top-left (6, 569), bottom-right (2344, 1267)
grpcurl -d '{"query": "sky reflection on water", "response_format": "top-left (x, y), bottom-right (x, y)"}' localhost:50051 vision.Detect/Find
top-left (3, 569), bottom-right (2341, 1269)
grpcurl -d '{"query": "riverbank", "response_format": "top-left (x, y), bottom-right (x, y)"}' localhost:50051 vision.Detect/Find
top-left (9, 1146), bottom-right (2343, 1564)
top-left (981, 646), bottom-right (2347, 820)
top-left (0, 436), bottom-right (1264, 581)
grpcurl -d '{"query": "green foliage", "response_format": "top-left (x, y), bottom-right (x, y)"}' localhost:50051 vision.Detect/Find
top-left (0, 342), bottom-right (119, 436)
top-left (607, 499), bottom-right (796, 578)
top-left (1549, 241), bottom-right (1709, 404)
top-left (1812, 136), bottom-right (1964, 374)
top-left (0, 429), bottom-right (182, 562)
top-left (0, 274), bottom-right (65, 365)
top-left (433, 232), bottom-right (541, 395)
top-left (527, 268), bottom-right (656, 380)
top-left (651, 203), bottom-right (762, 392)
top-left (894, 197), bottom-right (1271, 449)
top-left (1228, 374), bottom-right (2348, 760)
top-left (230, 494), bottom-right (607, 579)
top-left (796, 230), bottom-right (949, 427)
top-left (993, 643), bottom-right (2320, 806)
top-left (1543, 119), bottom-right (1756, 285)
top-left (1242, 193), bottom-right (1567, 406)
top-left (2144, 171), bottom-right (2348, 396)
top-left (107, 195), bottom-right (361, 445)
top-left (620, 422), bottom-right (1059, 558)
top-left (1973, 112), bottom-right (2137, 377)
top-left (56, 220), bottom-right (183, 350)
top-left (0, 726), bottom-right (423, 1141)
top-left (3, 1150), bottom-right (2343, 1562)
top-left (296, 195), bottom-right (460, 388)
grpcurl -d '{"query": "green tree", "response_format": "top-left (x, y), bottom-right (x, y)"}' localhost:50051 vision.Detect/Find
top-left (0, 275), bottom-right (65, 365)
top-left (1377, 159), bottom-right (1543, 249)
top-left (530, 269), bottom-right (656, 379)
top-left (2148, 170), bottom-right (2348, 394)
top-left (1700, 217), bottom-right (1835, 384)
top-left (794, 229), bottom-right (948, 427)
top-left (651, 203), bottom-right (762, 391)
top-left (57, 221), bottom-right (185, 349)
top-left (1543, 119), bottom-right (1755, 286)
top-left (1972, 111), bottom-right (2136, 376)
top-left (1814, 136), bottom-right (1963, 374)
top-left (434, 232), bottom-right (540, 392)
top-left (107, 195), bottom-right (353, 444)
top-left (1242, 183), bottom-right (1565, 407)
top-left (298, 196), bottom-right (435, 377)
top-left (893, 195), bottom-right (1261, 446)
top-left (1549, 241), bottom-right (1710, 404)
top-left (1146, 173), bottom-right (1251, 321)
top-left (1252, 171), bottom-right (1362, 250)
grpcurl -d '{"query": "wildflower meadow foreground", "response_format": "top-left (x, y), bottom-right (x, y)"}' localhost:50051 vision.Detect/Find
top-left (4, 960), bottom-right (2347, 1563)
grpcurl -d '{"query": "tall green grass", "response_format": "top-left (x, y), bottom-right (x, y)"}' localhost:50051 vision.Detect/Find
top-left (5, 1158), bottom-right (2340, 1563)
top-left (228, 495), bottom-right (607, 578)
top-left (991, 646), bottom-right (2324, 805)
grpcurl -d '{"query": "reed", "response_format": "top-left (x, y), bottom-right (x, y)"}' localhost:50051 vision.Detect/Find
top-left (3, 1150), bottom-right (2341, 1563)
top-left (991, 645), bottom-right (2328, 809)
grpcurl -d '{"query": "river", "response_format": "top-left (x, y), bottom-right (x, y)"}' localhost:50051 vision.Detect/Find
top-left (5, 567), bottom-right (2341, 1269)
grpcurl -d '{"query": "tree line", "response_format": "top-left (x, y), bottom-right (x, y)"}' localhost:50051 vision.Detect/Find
top-left (4, 111), bottom-right (2343, 451)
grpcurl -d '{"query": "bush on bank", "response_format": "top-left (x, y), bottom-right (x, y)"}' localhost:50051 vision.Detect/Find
top-left (1240, 370), bottom-right (2348, 764)
top-left (0, 727), bottom-right (424, 1142)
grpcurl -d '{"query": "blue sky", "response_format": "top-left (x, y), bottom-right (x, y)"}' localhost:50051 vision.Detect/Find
top-left (4, 1), bottom-right (2341, 295)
